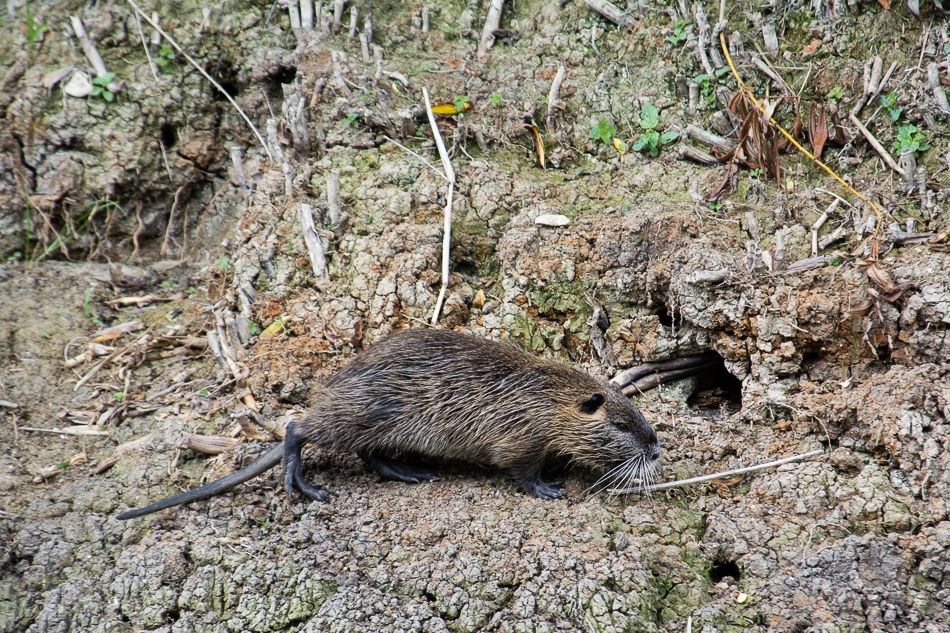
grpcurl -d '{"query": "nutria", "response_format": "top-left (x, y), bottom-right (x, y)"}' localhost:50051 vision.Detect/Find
top-left (116, 329), bottom-right (660, 520)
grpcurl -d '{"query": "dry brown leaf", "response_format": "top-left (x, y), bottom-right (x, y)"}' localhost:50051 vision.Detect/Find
top-left (866, 262), bottom-right (897, 293)
top-left (802, 39), bottom-right (822, 55)
top-left (703, 162), bottom-right (739, 203)
top-left (525, 124), bottom-right (546, 169)
top-left (808, 104), bottom-right (829, 160)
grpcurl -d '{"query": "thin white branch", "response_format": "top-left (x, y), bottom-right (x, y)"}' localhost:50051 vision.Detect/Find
top-left (300, 0), bottom-right (314, 30)
top-left (133, 11), bottom-right (158, 80)
top-left (70, 16), bottom-right (109, 78)
top-left (476, 0), bottom-right (503, 59)
top-left (422, 88), bottom-right (456, 325)
top-left (422, 88), bottom-right (455, 183)
top-left (381, 136), bottom-right (446, 180)
top-left (617, 449), bottom-right (825, 494)
top-left (288, 0), bottom-right (301, 31)
top-left (298, 203), bottom-right (327, 278)
top-left (545, 63), bottom-right (566, 129)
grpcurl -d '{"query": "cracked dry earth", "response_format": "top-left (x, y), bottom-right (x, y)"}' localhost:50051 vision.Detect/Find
top-left (3, 0), bottom-right (950, 632)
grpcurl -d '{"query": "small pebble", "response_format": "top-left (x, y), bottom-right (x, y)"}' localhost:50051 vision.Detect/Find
top-left (534, 214), bottom-right (570, 227)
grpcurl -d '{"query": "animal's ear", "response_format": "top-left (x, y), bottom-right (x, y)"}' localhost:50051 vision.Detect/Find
top-left (579, 393), bottom-right (605, 415)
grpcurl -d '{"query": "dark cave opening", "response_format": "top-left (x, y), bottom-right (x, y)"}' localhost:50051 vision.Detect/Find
top-left (709, 560), bottom-right (741, 583)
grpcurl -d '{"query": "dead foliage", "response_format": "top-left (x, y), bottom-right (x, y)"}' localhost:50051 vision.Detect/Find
top-left (705, 91), bottom-right (851, 204)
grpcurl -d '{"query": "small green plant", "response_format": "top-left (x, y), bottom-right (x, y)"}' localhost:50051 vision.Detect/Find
top-left (632, 103), bottom-right (678, 157)
top-left (343, 112), bottom-right (359, 127)
top-left (707, 202), bottom-right (723, 212)
top-left (589, 118), bottom-right (616, 145)
top-left (665, 20), bottom-right (689, 46)
top-left (892, 124), bottom-right (929, 156)
top-left (749, 168), bottom-right (763, 178)
top-left (695, 67), bottom-right (731, 106)
top-left (827, 85), bottom-right (845, 102)
top-left (113, 392), bottom-right (125, 402)
top-left (91, 72), bottom-right (116, 102)
top-left (25, 2), bottom-right (48, 44)
top-left (453, 94), bottom-right (469, 113)
top-left (83, 287), bottom-right (104, 327)
top-left (880, 92), bottom-right (903, 122)
top-left (490, 93), bottom-right (503, 107)
top-left (154, 43), bottom-right (176, 71)
top-left (197, 388), bottom-right (210, 397)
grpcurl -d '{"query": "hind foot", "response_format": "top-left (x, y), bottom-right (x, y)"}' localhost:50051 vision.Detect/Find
top-left (358, 451), bottom-right (440, 484)
top-left (284, 422), bottom-right (329, 502)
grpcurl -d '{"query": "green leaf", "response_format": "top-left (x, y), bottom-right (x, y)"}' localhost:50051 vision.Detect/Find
top-left (589, 118), bottom-right (616, 145)
top-left (103, 90), bottom-right (114, 102)
top-left (93, 72), bottom-right (116, 87)
top-left (639, 103), bottom-right (659, 130)
top-left (660, 130), bottom-right (679, 145)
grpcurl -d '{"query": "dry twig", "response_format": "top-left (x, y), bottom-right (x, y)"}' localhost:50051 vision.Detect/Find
top-left (70, 16), bottom-right (109, 79)
top-left (583, 0), bottom-right (636, 29)
top-left (421, 88), bottom-right (456, 325)
top-left (848, 113), bottom-right (903, 175)
top-left (616, 449), bottom-right (824, 494)
top-left (545, 64), bottom-right (566, 130)
top-left (477, 0), bottom-right (504, 59)
top-left (298, 203), bottom-right (328, 278)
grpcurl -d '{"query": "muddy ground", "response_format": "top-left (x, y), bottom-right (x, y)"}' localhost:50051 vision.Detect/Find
top-left (2, 0), bottom-right (950, 631)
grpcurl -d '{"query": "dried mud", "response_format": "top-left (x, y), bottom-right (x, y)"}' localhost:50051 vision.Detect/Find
top-left (1, 1), bottom-right (950, 632)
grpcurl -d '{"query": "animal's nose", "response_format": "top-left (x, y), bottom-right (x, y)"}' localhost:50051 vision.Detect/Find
top-left (650, 443), bottom-right (661, 461)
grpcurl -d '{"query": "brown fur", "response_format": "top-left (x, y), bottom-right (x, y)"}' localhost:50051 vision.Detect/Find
top-left (117, 329), bottom-right (659, 520)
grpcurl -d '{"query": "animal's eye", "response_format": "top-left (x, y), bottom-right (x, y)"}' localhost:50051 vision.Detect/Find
top-left (579, 393), bottom-right (605, 415)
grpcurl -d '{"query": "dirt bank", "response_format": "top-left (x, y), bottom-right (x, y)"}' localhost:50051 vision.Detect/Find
top-left (1, 0), bottom-right (949, 631)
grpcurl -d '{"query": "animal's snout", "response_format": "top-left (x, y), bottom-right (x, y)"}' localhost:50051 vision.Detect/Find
top-left (645, 425), bottom-right (660, 461)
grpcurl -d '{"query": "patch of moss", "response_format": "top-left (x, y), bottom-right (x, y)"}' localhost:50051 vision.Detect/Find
top-left (509, 313), bottom-right (564, 355)
top-left (528, 281), bottom-right (592, 320)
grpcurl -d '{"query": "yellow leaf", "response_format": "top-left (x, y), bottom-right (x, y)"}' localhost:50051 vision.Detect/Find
top-left (431, 101), bottom-right (471, 116)
top-left (527, 125), bottom-right (545, 169)
top-left (612, 138), bottom-right (627, 154)
top-left (261, 316), bottom-right (287, 337)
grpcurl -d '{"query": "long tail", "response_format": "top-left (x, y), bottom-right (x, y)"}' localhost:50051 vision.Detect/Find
top-left (115, 444), bottom-right (284, 520)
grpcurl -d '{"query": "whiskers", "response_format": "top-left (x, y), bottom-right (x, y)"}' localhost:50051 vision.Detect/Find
top-left (584, 452), bottom-right (659, 503)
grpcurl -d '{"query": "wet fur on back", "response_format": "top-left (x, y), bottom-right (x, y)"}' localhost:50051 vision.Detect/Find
top-left (293, 329), bottom-right (659, 496)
